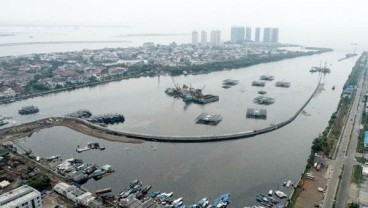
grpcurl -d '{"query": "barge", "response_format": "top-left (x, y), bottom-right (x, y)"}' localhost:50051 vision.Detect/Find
top-left (18, 106), bottom-right (39, 115)
top-left (275, 81), bottom-right (291, 88)
top-left (252, 81), bottom-right (266, 87)
top-left (196, 113), bottom-right (222, 125)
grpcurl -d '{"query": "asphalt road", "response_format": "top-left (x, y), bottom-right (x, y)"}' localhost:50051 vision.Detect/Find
top-left (323, 58), bottom-right (368, 208)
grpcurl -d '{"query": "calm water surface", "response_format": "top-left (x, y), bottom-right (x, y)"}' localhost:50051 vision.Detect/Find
top-left (4, 50), bottom-right (358, 207)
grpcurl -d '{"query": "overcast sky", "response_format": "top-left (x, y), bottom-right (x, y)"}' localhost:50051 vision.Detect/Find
top-left (1, 0), bottom-right (368, 48)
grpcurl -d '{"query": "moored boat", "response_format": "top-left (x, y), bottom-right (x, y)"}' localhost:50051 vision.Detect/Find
top-left (18, 105), bottom-right (39, 115)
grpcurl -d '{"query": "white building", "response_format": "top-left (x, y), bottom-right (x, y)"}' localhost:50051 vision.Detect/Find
top-left (246, 27), bottom-right (252, 41)
top-left (210, 30), bottom-right (221, 46)
top-left (0, 185), bottom-right (42, 208)
top-left (201, 31), bottom-right (207, 46)
top-left (54, 182), bottom-right (102, 207)
top-left (192, 31), bottom-right (198, 45)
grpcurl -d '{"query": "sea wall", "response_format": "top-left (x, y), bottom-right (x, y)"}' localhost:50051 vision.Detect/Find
top-left (0, 75), bottom-right (322, 143)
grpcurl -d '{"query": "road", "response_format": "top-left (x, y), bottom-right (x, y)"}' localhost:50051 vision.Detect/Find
top-left (323, 56), bottom-right (368, 208)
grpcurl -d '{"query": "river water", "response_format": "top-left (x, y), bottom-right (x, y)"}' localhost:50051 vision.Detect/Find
top-left (0, 26), bottom-right (360, 207)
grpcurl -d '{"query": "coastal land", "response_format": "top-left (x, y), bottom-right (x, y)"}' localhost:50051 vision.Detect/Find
top-left (0, 42), bottom-right (331, 104)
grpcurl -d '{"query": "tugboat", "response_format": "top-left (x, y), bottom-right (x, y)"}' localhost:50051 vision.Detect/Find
top-left (18, 106), bottom-right (39, 115)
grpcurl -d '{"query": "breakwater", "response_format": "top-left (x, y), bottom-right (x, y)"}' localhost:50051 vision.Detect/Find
top-left (0, 75), bottom-right (322, 143)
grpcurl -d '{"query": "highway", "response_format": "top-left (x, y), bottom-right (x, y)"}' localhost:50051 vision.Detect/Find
top-left (323, 55), bottom-right (368, 208)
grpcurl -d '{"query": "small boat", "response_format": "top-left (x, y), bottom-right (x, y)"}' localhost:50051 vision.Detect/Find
top-left (213, 193), bottom-right (230, 207)
top-left (95, 187), bottom-right (112, 194)
top-left (173, 197), bottom-right (183, 204)
top-left (150, 191), bottom-right (161, 198)
top-left (259, 194), bottom-right (268, 202)
top-left (172, 201), bottom-right (183, 208)
top-left (275, 191), bottom-right (286, 199)
top-left (76, 146), bottom-right (91, 153)
top-left (141, 185), bottom-right (152, 194)
top-left (258, 90), bottom-right (267, 95)
top-left (255, 195), bottom-right (263, 202)
top-left (197, 197), bottom-right (209, 207)
top-left (285, 180), bottom-right (292, 188)
top-left (268, 190), bottom-right (273, 196)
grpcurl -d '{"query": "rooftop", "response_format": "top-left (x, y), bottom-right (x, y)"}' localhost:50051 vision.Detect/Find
top-left (0, 185), bottom-right (41, 207)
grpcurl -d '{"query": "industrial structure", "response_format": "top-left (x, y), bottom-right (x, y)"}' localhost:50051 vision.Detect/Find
top-left (0, 185), bottom-right (42, 208)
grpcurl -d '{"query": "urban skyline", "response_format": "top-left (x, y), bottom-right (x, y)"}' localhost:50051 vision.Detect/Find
top-left (193, 26), bottom-right (279, 44)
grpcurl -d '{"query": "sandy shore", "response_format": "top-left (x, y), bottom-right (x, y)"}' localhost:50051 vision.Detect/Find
top-left (0, 117), bottom-right (144, 144)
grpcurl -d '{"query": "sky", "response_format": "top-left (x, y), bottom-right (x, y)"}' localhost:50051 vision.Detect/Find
top-left (1, 0), bottom-right (368, 49)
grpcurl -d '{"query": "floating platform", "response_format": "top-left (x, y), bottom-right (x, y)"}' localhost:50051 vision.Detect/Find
top-left (254, 96), bottom-right (275, 105)
top-left (252, 81), bottom-right (266, 87)
top-left (196, 113), bottom-right (222, 125)
top-left (87, 114), bottom-right (125, 124)
top-left (66, 110), bottom-right (92, 119)
top-left (260, 75), bottom-right (274, 81)
top-left (196, 94), bottom-right (219, 104)
top-left (222, 79), bottom-right (239, 88)
top-left (246, 108), bottom-right (267, 119)
top-left (275, 81), bottom-right (291, 88)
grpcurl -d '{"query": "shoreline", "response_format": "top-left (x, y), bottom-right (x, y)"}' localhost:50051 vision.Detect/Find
top-left (0, 48), bottom-right (332, 105)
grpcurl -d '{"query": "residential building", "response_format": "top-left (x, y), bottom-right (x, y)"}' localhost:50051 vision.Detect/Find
top-left (263, 27), bottom-right (272, 42)
top-left (210, 30), bottom-right (221, 46)
top-left (271, 28), bottom-right (279, 43)
top-left (231, 26), bottom-right (245, 43)
top-left (246, 27), bottom-right (252, 41)
top-left (255, 27), bottom-right (261, 42)
top-left (201, 31), bottom-right (207, 46)
top-left (192, 31), bottom-right (198, 45)
top-left (0, 185), bottom-right (42, 208)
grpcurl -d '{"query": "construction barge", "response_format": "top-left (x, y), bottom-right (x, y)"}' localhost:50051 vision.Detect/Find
top-left (252, 81), bottom-right (266, 87)
top-left (165, 84), bottom-right (219, 104)
top-left (246, 108), bottom-right (267, 119)
top-left (260, 75), bottom-right (274, 81)
top-left (76, 142), bottom-right (105, 153)
top-left (254, 96), bottom-right (275, 105)
top-left (196, 113), bottom-right (223, 125)
top-left (275, 81), bottom-right (291, 88)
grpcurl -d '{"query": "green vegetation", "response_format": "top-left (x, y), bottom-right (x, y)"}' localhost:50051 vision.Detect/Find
top-left (287, 183), bottom-right (304, 208)
top-left (167, 49), bottom-right (332, 76)
top-left (352, 165), bottom-right (363, 184)
top-left (347, 203), bottom-right (360, 208)
top-left (305, 53), bottom-right (366, 170)
top-left (356, 156), bottom-right (368, 164)
top-left (28, 175), bottom-right (51, 191)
